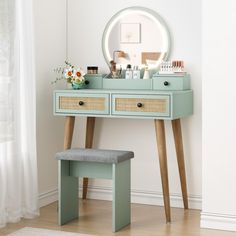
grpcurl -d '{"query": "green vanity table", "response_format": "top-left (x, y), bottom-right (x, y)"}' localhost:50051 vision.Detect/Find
top-left (53, 74), bottom-right (193, 222)
top-left (55, 3), bottom-right (193, 223)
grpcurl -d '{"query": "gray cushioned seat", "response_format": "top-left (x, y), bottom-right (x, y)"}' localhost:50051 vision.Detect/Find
top-left (56, 148), bottom-right (134, 164)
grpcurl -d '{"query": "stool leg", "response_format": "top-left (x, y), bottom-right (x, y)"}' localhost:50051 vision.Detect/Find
top-left (112, 160), bottom-right (131, 232)
top-left (58, 160), bottom-right (78, 225)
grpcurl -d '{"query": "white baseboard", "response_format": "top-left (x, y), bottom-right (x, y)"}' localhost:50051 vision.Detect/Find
top-left (84, 185), bottom-right (201, 210)
top-left (39, 185), bottom-right (201, 210)
top-left (201, 212), bottom-right (236, 232)
top-left (39, 188), bottom-right (58, 208)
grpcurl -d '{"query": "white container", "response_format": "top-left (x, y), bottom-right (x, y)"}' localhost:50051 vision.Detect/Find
top-left (143, 67), bottom-right (150, 79)
top-left (125, 64), bottom-right (133, 79)
top-left (133, 66), bottom-right (140, 79)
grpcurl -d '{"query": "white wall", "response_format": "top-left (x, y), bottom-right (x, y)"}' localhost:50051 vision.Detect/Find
top-left (201, 0), bottom-right (236, 231)
top-left (33, 0), bottom-right (67, 206)
top-left (68, 0), bottom-right (202, 209)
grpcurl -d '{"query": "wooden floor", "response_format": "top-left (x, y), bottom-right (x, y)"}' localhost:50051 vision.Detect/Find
top-left (0, 200), bottom-right (235, 236)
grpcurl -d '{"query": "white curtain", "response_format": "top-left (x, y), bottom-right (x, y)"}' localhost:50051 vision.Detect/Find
top-left (0, 0), bottom-right (39, 228)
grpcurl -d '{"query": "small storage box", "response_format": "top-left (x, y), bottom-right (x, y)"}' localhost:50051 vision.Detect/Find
top-left (152, 74), bottom-right (190, 91)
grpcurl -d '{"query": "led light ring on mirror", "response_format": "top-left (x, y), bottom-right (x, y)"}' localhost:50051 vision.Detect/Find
top-left (102, 6), bottom-right (171, 69)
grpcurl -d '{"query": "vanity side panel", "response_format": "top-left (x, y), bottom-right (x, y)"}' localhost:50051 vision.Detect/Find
top-left (171, 90), bottom-right (193, 119)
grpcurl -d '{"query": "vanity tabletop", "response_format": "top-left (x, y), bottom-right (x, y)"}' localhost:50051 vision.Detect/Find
top-left (54, 89), bottom-right (193, 95)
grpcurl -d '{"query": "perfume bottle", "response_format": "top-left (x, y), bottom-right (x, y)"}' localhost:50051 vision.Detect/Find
top-left (125, 64), bottom-right (133, 79)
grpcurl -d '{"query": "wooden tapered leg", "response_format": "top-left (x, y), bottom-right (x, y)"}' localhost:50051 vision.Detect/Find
top-left (85, 117), bottom-right (96, 148)
top-left (154, 119), bottom-right (171, 222)
top-left (171, 119), bottom-right (188, 209)
top-left (82, 117), bottom-right (96, 199)
top-left (64, 116), bottom-right (75, 150)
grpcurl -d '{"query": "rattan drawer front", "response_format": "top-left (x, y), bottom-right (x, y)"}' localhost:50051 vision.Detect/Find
top-left (115, 98), bottom-right (166, 112)
top-left (55, 93), bottom-right (109, 115)
top-left (60, 97), bottom-right (105, 111)
top-left (112, 94), bottom-right (170, 117)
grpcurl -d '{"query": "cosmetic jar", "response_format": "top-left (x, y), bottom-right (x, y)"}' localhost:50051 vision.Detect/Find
top-left (87, 66), bottom-right (98, 74)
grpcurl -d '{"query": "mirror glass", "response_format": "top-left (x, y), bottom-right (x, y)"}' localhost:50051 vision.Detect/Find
top-left (102, 7), bottom-right (171, 70)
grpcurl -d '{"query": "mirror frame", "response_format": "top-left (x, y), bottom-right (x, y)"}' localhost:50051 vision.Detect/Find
top-left (102, 6), bottom-right (171, 69)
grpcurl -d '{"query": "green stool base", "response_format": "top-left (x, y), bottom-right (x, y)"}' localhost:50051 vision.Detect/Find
top-left (58, 159), bottom-right (131, 232)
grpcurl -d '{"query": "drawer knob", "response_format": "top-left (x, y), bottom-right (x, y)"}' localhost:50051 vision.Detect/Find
top-left (137, 103), bottom-right (143, 108)
top-left (85, 80), bottom-right (89, 85)
top-left (79, 101), bottom-right (84, 106)
top-left (164, 81), bottom-right (169, 86)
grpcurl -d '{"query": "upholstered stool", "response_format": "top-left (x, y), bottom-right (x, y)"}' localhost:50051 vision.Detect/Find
top-left (56, 148), bottom-right (134, 232)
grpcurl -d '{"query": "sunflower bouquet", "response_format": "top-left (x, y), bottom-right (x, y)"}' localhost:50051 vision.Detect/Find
top-left (52, 61), bottom-right (86, 89)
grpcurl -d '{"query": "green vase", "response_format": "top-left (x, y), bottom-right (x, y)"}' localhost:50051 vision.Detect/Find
top-left (71, 81), bottom-right (85, 89)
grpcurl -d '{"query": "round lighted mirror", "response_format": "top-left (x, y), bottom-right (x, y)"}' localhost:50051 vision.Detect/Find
top-left (102, 7), bottom-right (171, 70)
